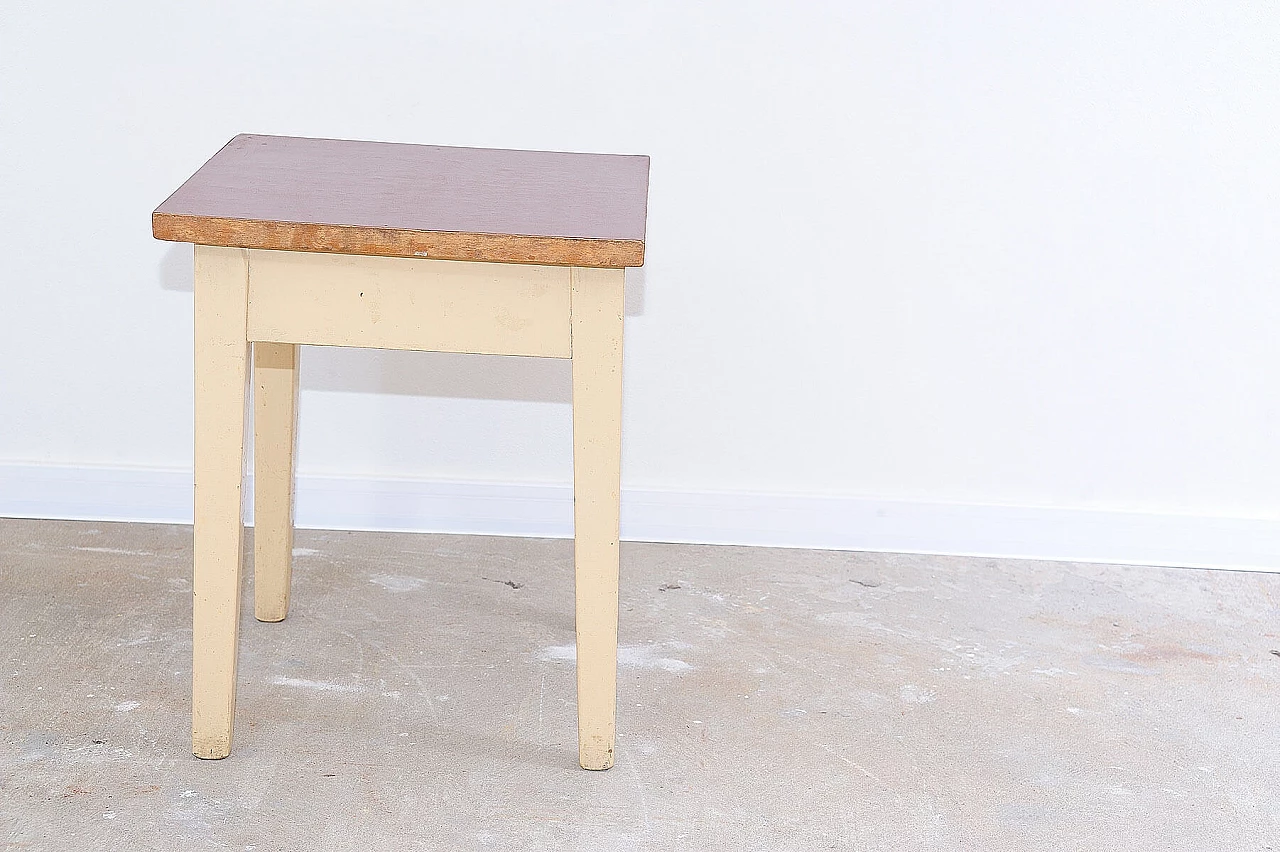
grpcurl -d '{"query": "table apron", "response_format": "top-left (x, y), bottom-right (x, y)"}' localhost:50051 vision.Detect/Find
top-left (244, 248), bottom-right (573, 358)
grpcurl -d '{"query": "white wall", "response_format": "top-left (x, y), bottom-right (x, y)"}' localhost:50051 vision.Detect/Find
top-left (2, 2), bottom-right (1279, 566)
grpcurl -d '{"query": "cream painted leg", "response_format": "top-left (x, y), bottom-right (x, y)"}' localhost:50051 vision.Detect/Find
top-left (252, 342), bottom-right (299, 623)
top-left (569, 266), bottom-right (625, 770)
top-left (192, 245), bottom-right (251, 759)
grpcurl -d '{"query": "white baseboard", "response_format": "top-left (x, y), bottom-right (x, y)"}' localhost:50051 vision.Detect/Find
top-left (1, 461), bottom-right (1277, 572)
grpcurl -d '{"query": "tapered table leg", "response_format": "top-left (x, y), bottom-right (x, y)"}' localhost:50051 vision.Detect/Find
top-left (569, 266), bottom-right (625, 770)
top-left (252, 342), bottom-right (299, 623)
top-left (192, 245), bottom-right (251, 760)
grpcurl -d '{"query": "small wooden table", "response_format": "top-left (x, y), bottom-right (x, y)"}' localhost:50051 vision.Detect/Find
top-left (153, 134), bottom-right (649, 769)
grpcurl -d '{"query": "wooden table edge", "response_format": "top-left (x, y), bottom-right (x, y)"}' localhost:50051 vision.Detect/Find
top-left (153, 212), bottom-right (645, 268)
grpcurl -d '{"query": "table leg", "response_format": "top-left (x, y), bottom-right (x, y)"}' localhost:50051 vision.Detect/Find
top-left (192, 246), bottom-right (251, 759)
top-left (570, 267), bottom-right (625, 770)
top-left (252, 342), bottom-right (299, 623)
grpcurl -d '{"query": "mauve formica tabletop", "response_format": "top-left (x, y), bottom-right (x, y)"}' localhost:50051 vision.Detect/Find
top-left (153, 134), bottom-right (650, 268)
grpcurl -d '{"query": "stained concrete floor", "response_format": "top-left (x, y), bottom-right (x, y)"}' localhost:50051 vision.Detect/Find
top-left (0, 518), bottom-right (1277, 850)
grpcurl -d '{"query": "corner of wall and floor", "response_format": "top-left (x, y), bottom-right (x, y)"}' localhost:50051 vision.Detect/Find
top-left (2, 461), bottom-right (1277, 574)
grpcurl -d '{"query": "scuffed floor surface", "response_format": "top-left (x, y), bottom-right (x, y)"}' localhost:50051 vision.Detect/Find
top-left (1, 519), bottom-right (1277, 850)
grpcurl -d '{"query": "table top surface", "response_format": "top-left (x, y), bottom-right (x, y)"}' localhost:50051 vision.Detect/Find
top-left (153, 134), bottom-right (650, 268)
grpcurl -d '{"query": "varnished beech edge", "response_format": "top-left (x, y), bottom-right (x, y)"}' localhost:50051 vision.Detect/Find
top-left (152, 213), bottom-right (644, 269)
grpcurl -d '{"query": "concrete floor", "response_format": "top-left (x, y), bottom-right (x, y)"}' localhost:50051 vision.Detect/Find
top-left (0, 519), bottom-right (1276, 850)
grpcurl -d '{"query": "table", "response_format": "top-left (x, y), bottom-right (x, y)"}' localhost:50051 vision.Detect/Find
top-left (153, 134), bottom-right (649, 769)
